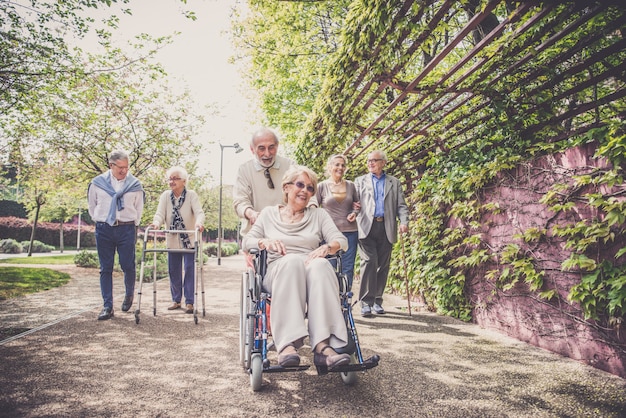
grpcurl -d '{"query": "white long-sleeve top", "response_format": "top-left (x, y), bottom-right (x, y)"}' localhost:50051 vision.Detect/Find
top-left (151, 189), bottom-right (205, 249)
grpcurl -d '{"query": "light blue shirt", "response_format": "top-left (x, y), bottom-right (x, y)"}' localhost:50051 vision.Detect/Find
top-left (371, 172), bottom-right (386, 218)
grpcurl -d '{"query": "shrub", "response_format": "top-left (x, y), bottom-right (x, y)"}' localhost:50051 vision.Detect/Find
top-left (204, 242), bottom-right (218, 257)
top-left (222, 242), bottom-right (240, 256)
top-left (0, 238), bottom-right (23, 254)
top-left (74, 250), bottom-right (99, 268)
top-left (20, 240), bottom-right (54, 253)
top-left (0, 200), bottom-right (27, 218)
top-left (138, 248), bottom-right (169, 282)
top-left (204, 242), bottom-right (240, 257)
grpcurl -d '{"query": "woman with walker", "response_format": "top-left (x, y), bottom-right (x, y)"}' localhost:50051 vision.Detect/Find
top-left (149, 166), bottom-right (205, 314)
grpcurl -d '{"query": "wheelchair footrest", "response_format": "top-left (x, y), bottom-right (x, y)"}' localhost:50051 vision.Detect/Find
top-left (263, 364), bottom-right (311, 373)
top-left (316, 354), bottom-right (380, 375)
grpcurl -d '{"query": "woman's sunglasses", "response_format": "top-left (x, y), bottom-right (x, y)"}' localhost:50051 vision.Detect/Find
top-left (288, 181), bottom-right (315, 193)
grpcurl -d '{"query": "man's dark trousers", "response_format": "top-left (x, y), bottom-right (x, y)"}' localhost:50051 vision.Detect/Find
top-left (95, 222), bottom-right (137, 309)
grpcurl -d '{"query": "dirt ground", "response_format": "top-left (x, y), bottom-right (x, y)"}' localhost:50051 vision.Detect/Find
top-left (1, 254), bottom-right (626, 418)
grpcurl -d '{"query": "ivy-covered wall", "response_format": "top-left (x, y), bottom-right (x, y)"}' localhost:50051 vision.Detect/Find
top-left (237, 0), bottom-right (626, 378)
top-left (466, 142), bottom-right (625, 377)
top-left (386, 139), bottom-right (625, 377)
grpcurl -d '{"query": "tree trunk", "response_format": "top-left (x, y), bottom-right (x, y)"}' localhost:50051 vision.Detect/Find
top-left (59, 219), bottom-right (64, 253)
top-left (28, 204), bottom-right (41, 257)
top-left (28, 192), bottom-right (46, 257)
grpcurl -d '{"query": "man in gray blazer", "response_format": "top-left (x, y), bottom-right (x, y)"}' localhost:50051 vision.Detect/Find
top-left (354, 150), bottom-right (409, 317)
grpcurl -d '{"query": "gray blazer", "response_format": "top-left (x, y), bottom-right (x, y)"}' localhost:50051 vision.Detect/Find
top-left (354, 173), bottom-right (409, 244)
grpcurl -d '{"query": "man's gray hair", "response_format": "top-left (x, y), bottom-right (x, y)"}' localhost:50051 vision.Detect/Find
top-left (109, 150), bottom-right (129, 164)
top-left (250, 128), bottom-right (280, 147)
top-left (369, 149), bottom-right (387, 162)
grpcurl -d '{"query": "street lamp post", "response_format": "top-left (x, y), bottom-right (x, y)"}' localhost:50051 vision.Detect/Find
top-left (77, 207), bottom-right (82, 250)
top-left (218, 142), bottom-right (243, 265)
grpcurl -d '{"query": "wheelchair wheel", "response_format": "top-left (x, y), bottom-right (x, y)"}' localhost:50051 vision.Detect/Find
top-left (250, 353), bottom-right (263, 392)
top-left (240, 269), bottom-right (255, 369)
top-left (340, 354), bottom-right (358, 386)
top-left (239, 272), bottom-right (247, 367)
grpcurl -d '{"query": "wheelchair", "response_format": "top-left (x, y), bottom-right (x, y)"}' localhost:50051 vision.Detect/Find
top-left (239, 249), bottom-right (380, 391)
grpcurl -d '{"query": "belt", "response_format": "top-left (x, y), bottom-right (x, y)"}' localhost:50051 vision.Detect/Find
top-left (112, 220), bottom-right (136, 227)
top-left (374, 216), bottom-right (384, 222)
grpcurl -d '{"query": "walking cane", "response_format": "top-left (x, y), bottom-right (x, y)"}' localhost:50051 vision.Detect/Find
top-left (399, 233), bottom-right (412, 316)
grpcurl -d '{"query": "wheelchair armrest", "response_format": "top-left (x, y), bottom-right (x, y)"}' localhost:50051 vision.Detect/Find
top-left (249, 248), bottom-right (267, 278)
top-left (325, 249), bottom-right (344, 259)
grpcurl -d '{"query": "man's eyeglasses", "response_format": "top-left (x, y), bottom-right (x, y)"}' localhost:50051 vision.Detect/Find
top-left (111, 162), bottom-right (129, 170)
top-left (264, 168), bottom-right (275, 189)
top-left (367, 158), bottom-right (384, 164)
top-left (288, 181), bottom-right (315, 193)
top-left (168, 177), bottom-right (182, 182)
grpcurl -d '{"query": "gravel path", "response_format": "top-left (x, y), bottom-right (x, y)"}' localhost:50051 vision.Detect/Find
top-left (1, 255), bottom-right (625, 417)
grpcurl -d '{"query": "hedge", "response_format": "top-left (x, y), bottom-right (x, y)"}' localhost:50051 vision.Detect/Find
top-left (0, 216), bottom-right (96, 248)
top-left (0, 200), bottom-right (27, 218)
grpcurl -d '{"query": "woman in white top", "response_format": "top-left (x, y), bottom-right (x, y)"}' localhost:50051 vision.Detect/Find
top-left (149, 166), bottom-right (205, 314)
top-left (242, 165), bottom-right (350, 370)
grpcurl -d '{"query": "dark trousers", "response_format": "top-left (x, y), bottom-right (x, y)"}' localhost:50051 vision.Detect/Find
top-left (358, 221), bottom-right (392, 307)
top-left (95, 222), bottom-right (137, 309)
top-left (168, 251), bottom-right (195, 305)
top-left (329, 231), bottom-right (359, 289)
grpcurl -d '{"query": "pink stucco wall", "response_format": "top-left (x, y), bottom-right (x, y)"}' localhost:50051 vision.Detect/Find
top-left (465, 142), bottom-right (626, 377)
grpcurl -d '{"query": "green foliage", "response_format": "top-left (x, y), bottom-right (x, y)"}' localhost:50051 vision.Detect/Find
top-left (496, 244), bottom-right (546, 293)
top-left (232, 0), bottom-right (352, 145)
top-left (204, 242), bottom-right (240, 258)
top-left (74, 250), bottom-right (99, 268)
top-left (20, 240), bottom-right (54, 253)
top-left (199, 184), bottom-right (240, 234)
top-left (0, 267), bottom-right (71, 300)
top-left (2, 2), bottom-right (207, 230)
top-left (0, 216), bottom-right (96, 248)
top-left (0, 254), bottom-right (75, 265)
top-left (235, 2), bottom-right (626, 330)
top-left (138, 247), bottom-right (169, 282)
top-left (0, 200), bottom-right (27, 218)
top-left (0, 0), bottom-right (131, 114)
top-left (569, 261), bottom-right (626, 321)
top-left (546, 167), bottom-right (626, 321)
top-left (0, 239), bottom-right (23, 254)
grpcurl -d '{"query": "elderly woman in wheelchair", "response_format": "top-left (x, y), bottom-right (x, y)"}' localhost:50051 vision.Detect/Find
top-left (242, 164), bottom-right (352, 370)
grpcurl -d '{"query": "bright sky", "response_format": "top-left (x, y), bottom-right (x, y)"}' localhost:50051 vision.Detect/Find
top-left (82, 0), bottom-right (259, 185)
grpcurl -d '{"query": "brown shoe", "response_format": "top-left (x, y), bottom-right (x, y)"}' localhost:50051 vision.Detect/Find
top-left (167, 302), bottom-right (181, 310)
top-left (277, 344), bottom-right (300, 367)
top-left (185, 304), bottom-right (194, 314)
top-left (313, 345), bottom-right (350, 370)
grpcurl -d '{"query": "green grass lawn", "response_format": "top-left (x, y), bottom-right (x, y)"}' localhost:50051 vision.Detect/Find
top-left (0, 267), bottom-right (71, 300)
top-left (0, 254), bottom-right (77, 264)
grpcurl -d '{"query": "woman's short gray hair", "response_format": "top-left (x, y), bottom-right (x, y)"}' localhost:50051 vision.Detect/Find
top-left (281, 165), bottom-right (318, 203)
top-left (166, 166), bottom-right (189, 181)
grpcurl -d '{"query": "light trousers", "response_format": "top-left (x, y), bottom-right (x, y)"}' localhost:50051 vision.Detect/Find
top-left (263, 254), bottom-right (348, 353)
